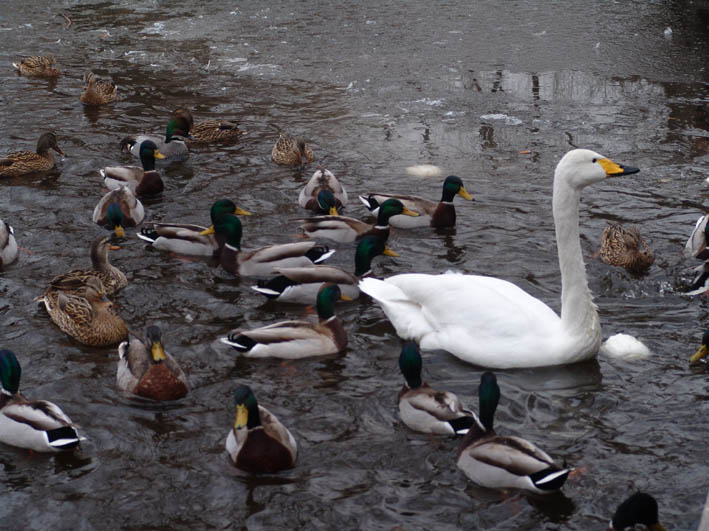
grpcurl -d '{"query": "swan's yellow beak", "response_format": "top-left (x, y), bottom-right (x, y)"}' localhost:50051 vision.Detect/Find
top-left (235, 207), bottom-right (251, 216)
top-left (199, 226), bottom-right (215, 236)
top-left (383, 246), bottom-right (399, 257)
top-left (151, 341), bottom-right (166, 362)
top-left (234, 404), bottom-right (248, 429)
top-left (458, 187), bottom-right (474, 200)
top-left (153, 149), bottom-right (166, 160)
top-left (598, 158), bottom-right (640, 177)
top-left (690, 344), bottom-right (708, 365)
top-left (402, 207), bottom-right (420, 217)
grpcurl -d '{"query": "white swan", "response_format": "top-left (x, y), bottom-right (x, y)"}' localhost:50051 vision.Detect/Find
top-left (359, 149), bottom-right (639, 369)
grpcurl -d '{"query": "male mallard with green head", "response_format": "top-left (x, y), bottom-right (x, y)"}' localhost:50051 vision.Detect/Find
top-left (101, 140), bottom-right (165, 197)
top-left (80, 71), bottom-right (117, 105)
top-left (298, 198), bottom-right (419, 243)
top-left (0, 132), bottom-right (64, 177)
top-left (207, 214), bottom-right (334, 277)
top-left (226, 384), bottom-right (297, 473)
top-left (138, 199), bottom-right (250, 257)
top-left (12, 55), bottom-right (60, 77)
top-left (221, 283), bottom-right (349, 359)
top-left (456, 372), bottom-right (570, 493)
top-left (120, 108), bottom-right (194, 165)
top-left (298, 168), bottom-right (347, 214)
top-left (271, 132), bottom-right (315, 166)
top-left (0, 349), bottom-right (84, 452)
top-left (93, 187), bottom-right (145, 236)
top-left (117, 325), bottom-right (188, 401)
top-left (252, 234), bottom-right (396, 303)
top-left (359, 175), bottom-right (473, 228)
top-left (398, 342), bottom-right (475, 435)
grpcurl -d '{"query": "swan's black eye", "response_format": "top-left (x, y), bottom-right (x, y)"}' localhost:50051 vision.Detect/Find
top-left (592, 158), bottom-right (597, 163)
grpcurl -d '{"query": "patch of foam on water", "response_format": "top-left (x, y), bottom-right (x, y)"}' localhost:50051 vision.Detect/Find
top-left (480, 113), bottom-right (523, 125)
top-left (141, 22), bottom-right (165, 35)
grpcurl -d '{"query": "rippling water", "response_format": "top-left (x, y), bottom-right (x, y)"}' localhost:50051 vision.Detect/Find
top-left (1, 1), bottom-right (709, 529)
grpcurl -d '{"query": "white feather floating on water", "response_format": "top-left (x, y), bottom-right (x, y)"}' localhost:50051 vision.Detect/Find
top-left (601, 333), bottom-right (652, 360)
top-left (406, 164), bottom-right (442, 178)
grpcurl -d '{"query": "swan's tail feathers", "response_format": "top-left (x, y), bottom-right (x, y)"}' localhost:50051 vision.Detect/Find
top-left (359, 277), bottom-right (407, 302)
top-left (529, 467), bottom-right (570, 492)
top-left (448, 416), bottom-right (475, 436)
top-left (46, 426), bottom-right (83, 450)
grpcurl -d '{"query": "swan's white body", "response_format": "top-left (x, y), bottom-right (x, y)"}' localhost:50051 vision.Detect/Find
top-left (360, 149), bottom-right (638, 369)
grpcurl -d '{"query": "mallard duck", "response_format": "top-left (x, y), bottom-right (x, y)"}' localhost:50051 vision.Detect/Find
top-left (0, 349), bottom-right (84, 452)
top-left (79, 71), bottom-right (117, 105)
top-left (609, 492), bottom-right (665, 530)
top-left (397, 342), bottom-right (475, 435)
top-left (226, 384), bottom-right (297, 473)
top-left (690, 329), bottom-right (709, 366)
top-left (359, 175), bottom-right (474, 228)
top-left (252, 234), bottom-right (396, 303)
top-left (359, 149), bottom-right (640, 369)
top-left (0, 132), bottom-right (64, 177)
top-left (101, 140), bottom-right (165, 197)
top-left (120, 108), bottom-right (194, 165)
top-left (599, 223), bottom-right (654, 274)
top-left (12, 55), bottom-right (60, 77)
top-left (38, 277), bottom-right (128, 347)
top-left (298, 168), bottom-right (348, 214)
top-left (138, 199), bottom-right (250, 257)
top-left (0, 219), bottom-right (18, 268)
top-left (208, 214), bottom-right (334, 277)
top-left (187, 119), bottom-right (246, 144)
top-left (298, 199), bottom-right (419, 243)
top-left (221, 283), bottom-right (349, 359)
top-left (684, 214), bottom-right (709, 260)
top-left (47, 235), bottom-right (126, 297)
top-left (456, 372), bottom-right (570, 493)
top-left (271, 133), bottom-right (315, 166)
top-left (117, 325), bottom-right (188, 401)
top-left (93, 186), bottom-right (144, 236)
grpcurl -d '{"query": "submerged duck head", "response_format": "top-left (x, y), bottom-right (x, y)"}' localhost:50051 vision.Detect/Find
top-left (478, 372), bottom-right (500, 432)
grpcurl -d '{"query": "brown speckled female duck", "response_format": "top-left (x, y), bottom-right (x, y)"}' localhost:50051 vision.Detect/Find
top-left (188, 119), bottom-right (246, 144)
top-left (271, 132), bottom-right (315, 166)
top-left (0, 132), bottom-right (64, 177)
top-left (13, 55), bottom-right (60, 77)
top-left (599, 223), bottom-right (654, 274)
top-left (80, 72), bottom-right (118, 105)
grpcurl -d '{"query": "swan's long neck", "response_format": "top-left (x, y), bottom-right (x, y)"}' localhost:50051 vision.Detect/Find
top-left (552, 177), bottom-right (600, 341)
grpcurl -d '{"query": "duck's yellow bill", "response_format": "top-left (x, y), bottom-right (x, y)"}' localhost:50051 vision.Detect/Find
top-left (402, 207), bottom-right (420, 217)
top-left (234, 404), bottom-right (248, 429)
top-left (235, 207), bottom-right (251, 216)
top-left (328, 206), bottom-right (338, 216)
top-left (114, 226), bottom-right (126, 239)
top-left (340, 294), bottom-right (353, 301)
top-left (152, 342), bottom-right (166, 362)
top-left (153, 150), bottom-right (166, 160)
top-left (200, 226), bottom-right (215, 236)
top-left (383, 247), bottom-right (399, 257)
top-left (690, 344), bottom-right (707, 365)
top-left (458, 187), bottom-right (474, 200)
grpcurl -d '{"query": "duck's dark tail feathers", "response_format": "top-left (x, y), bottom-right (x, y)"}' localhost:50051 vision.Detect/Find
top-left (529, 467), bottom-right (570, 491)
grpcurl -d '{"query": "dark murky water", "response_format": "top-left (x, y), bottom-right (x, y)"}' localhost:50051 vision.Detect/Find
top-left (1, 1), bottom-right (709, 529)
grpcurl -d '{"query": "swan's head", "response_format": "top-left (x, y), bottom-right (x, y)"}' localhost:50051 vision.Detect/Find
top-left (555, 149), bottom-right (639, 189)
